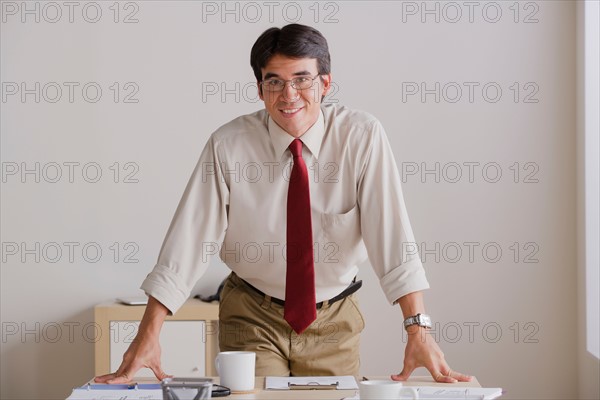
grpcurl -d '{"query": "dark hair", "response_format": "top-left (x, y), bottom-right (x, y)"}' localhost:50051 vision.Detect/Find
top-left (250, 24), bottom-right (331, 83)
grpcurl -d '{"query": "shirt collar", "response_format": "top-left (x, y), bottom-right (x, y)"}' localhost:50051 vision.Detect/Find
top-left (268, 109), bottom-right (325, 160)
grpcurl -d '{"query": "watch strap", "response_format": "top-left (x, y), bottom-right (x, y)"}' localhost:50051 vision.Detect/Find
top-left (403, 313), bottom-right (432, 329)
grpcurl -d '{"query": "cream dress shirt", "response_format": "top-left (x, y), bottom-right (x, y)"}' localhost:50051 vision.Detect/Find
top-left (141, 104), bottom-right (429, 314)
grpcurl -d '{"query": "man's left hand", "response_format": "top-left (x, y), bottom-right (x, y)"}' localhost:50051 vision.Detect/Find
top-left (391, 326), bottom-right (472, 383)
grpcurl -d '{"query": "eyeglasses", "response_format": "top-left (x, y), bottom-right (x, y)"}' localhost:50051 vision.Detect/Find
top-left (260, 74), bottom-right (321, 92)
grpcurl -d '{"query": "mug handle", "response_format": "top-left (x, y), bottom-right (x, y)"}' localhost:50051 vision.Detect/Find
top-left (400, 387), bottom-right (419, 399)
top-left (214, 355), bottom-right (220, 375)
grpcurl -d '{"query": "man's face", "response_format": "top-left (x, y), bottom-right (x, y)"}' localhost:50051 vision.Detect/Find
top-left (258, 54), bottom-right (331, 137)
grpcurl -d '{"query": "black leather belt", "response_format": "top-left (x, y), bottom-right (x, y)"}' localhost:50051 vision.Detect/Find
top-left (241, 277), bottom-right (362, 309)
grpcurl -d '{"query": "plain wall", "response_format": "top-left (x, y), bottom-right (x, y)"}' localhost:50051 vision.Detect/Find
top-left (576, 2), bottom-right (600, 399)
top-left (0, 1), bottom-right (593, 399)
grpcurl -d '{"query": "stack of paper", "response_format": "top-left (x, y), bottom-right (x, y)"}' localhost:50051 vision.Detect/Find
top-left (66, 384), bottom-right (162, 400)
top-left (342, 386), bottom-right (503, 400)
top-left (417, 386), bottom-right (503, 399)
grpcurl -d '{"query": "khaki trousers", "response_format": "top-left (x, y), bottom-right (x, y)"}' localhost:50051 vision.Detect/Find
top-left (218, 272), bottom-right (365, 376)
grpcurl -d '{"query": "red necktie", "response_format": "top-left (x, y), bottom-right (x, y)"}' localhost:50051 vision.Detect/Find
top-left (284, 139), bottom-right (316, 334)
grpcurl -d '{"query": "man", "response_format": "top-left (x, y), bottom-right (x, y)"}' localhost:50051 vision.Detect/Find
top-left (96, 24), bottom-right (471, 383)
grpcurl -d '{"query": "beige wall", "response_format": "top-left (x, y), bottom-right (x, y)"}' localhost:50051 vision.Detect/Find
top-left (1, 2), bottom-right (596, 399)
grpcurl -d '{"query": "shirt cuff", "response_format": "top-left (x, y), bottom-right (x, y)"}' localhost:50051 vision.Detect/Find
top-left (140, 264), bottom-right (190, 315)
top-left (379, 258), bottom-right (430, 305)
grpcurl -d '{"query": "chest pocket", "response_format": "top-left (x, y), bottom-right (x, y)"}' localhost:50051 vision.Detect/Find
top-left (314, 205), bottom-right (367, 265)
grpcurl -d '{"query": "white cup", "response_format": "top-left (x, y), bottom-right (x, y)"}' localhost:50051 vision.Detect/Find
top-left (214, 351), bottom-right (256, 392)
top-left (359, 380), bottom-right (419, 400)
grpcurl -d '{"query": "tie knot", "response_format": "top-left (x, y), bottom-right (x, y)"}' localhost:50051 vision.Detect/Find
top-left (289, 139), bottom-right (303, 158)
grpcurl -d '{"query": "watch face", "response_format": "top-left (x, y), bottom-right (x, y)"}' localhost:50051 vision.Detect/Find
top-left (418, 314), bottom-right (432, 327)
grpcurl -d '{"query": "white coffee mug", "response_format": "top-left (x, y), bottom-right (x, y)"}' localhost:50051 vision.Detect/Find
top-left (359, 380), bottom-right (419, 400)
top-left (214, 351), bottom-right (256, 392)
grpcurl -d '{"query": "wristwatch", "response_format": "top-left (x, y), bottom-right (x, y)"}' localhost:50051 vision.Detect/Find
top-left (403, 313), bottom-right (432, 329)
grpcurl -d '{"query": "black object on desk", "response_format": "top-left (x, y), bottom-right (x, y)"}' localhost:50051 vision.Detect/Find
top-left (162, 378), bottom-right (231, 399)
top-left (211, 384), bottom-right (231, 397)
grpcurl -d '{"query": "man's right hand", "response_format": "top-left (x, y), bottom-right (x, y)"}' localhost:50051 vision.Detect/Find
top-left (94, 333), bottom-right (171, 383)
top-left (94, 296), bottom-right (172, 384)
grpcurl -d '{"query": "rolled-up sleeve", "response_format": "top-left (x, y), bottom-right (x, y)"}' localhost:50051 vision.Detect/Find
top-left (141, 137), bottom-right (229, 314)
top-left (358, 120), bottom-right (429, 304)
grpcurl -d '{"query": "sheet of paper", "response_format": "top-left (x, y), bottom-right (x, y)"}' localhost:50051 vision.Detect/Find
top-left (418, 386), bottom-right (503, 400)
top-left (66, 388), bottom-right (162, 400)
top-left (341, 386), bottom-right (503, 400)
top-left (265, 375), bottom-right (359, 390)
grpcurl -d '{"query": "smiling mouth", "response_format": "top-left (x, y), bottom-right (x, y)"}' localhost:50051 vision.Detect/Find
top-left (279, 107), bottom-right (303, 117)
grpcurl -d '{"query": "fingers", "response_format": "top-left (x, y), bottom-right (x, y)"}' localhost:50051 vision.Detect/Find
top-left (93, 373), bottom-right (116, 383)
top-left (393, 366), bottom-right (471, 384)
top-left (447, 369), bottom-right (473, 382)
top-left (94, 363), bottom-right (140, 384)
top-left (391, 365), bottom-right (414, 381)
top-left (431, 367), bottom-right (472, 383)
top-left (150, 365), bottom-right (173, 381)
top-left (433, 370), bottom-right (458, 384)
top-left (93, 370), bottom-right (134, 384)
top-left (94, 335), bottom-right (169, 385)
top-left (95, 365), bottom-right (172, 385)
top-left (433, 365), bottom-right (457, 383)
top-left (399, 361), bottom-right (473, 384)
top-left (398, 328), bottom-right (472, 384)
top-left (106, 367), bottom-right (134, 384)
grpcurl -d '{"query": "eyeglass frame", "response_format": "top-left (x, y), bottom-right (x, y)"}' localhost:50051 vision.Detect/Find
top-left (259, 74), bottom-right (323, 93)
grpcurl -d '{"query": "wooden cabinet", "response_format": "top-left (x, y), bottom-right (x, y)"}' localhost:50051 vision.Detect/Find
top-left (94, 300), bottom-right (219, 377)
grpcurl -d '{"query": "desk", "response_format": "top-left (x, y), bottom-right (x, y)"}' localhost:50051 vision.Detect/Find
top-left (228, 376), bottom-right (482, 399)
top-left (83, 376), bottom-right (481, 400)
